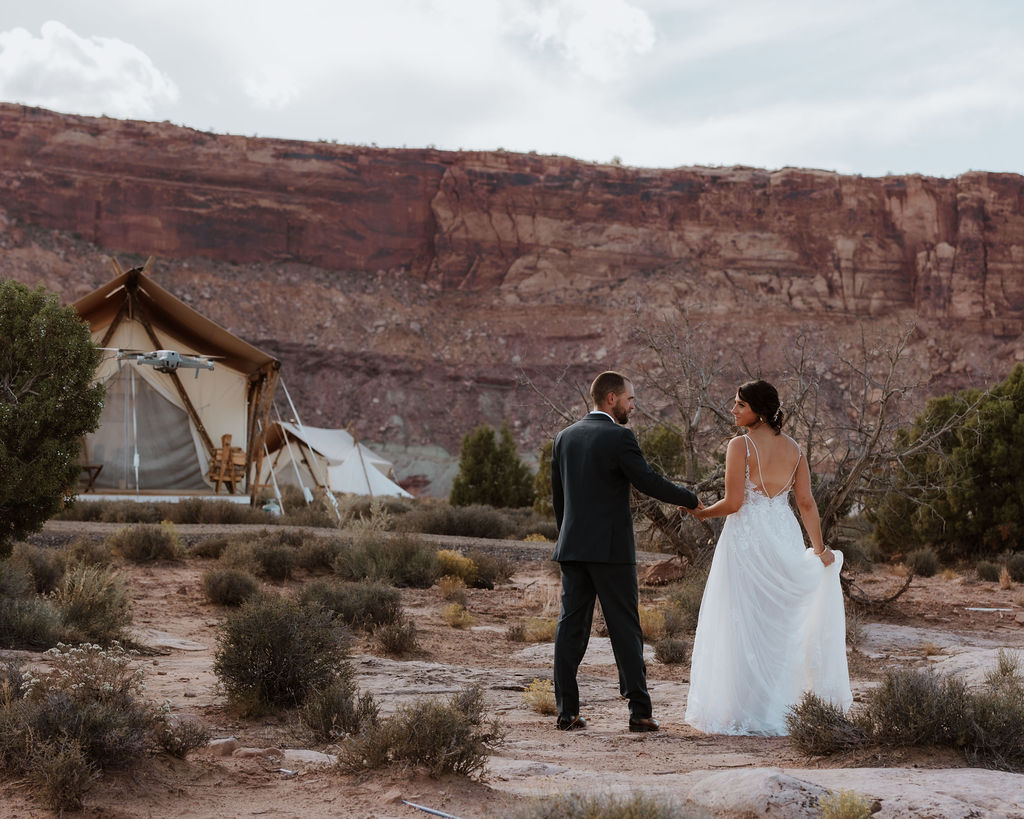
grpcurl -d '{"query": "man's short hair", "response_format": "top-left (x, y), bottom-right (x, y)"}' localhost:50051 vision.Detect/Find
top-left (590, 371), bottom-right (628, 406)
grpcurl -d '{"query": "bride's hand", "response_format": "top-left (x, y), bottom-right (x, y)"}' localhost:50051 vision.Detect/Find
top-left (816, 548), bottom-right (835, 567)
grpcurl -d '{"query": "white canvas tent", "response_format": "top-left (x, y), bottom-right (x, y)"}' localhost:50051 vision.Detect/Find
top-left (74, 260), bottom-right (280, 497)
top-left (262, 421), bottom-right (412, 498)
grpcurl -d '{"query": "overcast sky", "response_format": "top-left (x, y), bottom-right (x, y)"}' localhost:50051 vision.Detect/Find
top-left (1, 1), bottom-right (1021, 178)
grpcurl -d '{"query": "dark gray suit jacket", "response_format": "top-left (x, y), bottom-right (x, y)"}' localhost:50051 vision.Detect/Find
top-left (551, 413), bottom-right (699, 564)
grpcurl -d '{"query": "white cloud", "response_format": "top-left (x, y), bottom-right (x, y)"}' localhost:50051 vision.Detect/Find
top-left (0, 20), bottom-right (178, 118)
top-left (519, 0), bottom-right (656, 81)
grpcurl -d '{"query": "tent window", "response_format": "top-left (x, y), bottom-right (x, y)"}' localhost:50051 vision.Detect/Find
top-left (85, 370), bottom-right (208, 490)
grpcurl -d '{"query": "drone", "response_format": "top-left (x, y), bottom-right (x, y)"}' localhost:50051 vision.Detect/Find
top-left (104, 349), bottom-right (219, 377)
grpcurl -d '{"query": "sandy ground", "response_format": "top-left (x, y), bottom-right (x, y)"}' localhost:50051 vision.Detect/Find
top-left (3, 520), bottom-right (1024, 818)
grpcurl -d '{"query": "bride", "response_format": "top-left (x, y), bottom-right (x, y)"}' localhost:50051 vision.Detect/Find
top-left (684, 379), bottom-right (851, 735)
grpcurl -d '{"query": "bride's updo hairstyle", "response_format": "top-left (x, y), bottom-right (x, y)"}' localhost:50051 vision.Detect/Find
top-left (737, 379), bottom-right (784, 434)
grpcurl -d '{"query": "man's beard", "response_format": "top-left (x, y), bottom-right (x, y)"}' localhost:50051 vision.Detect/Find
top-left (612, 406), bottom-right (630, 424)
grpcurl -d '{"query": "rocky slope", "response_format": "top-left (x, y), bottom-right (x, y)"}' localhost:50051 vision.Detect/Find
top-left (1, 104), bottom-right (1022, 493)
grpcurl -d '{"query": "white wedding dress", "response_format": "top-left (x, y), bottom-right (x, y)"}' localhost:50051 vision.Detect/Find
top-left (685, 436), bottom-right (852, 736)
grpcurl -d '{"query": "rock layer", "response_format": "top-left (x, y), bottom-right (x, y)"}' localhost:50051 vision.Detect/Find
top-left (1, 104), bottom-right (1022, 492)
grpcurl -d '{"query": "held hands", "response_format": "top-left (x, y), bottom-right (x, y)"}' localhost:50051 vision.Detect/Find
top-left (681, 500), bottom-right (707, 520)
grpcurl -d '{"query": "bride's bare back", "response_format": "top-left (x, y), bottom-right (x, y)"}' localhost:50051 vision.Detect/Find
top-left (744, 431), bottom-right (801, 499)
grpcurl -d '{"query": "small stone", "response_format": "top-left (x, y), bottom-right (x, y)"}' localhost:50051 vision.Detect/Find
top-left (206, 737), bottom-right (239, 757)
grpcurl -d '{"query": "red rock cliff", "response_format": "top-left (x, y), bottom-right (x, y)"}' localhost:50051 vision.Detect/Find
top-left (1, 104), bottom-right (1021, 493)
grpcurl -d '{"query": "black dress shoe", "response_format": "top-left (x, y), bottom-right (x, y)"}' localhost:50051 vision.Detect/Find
top-left (628, 716), bottom-right (660, 733)
top-left (556, 715), bottom-right (587, 731)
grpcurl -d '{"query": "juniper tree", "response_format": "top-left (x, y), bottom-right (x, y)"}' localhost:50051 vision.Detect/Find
top-left (450, 422), bottom-right (534, 508)
top-left (0, 280), bottom-right (105, 557)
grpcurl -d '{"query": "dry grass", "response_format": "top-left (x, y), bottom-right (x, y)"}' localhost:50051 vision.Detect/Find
top-left (818, 789), bottom-right (874, 819)
top-left (522, 616), bottom-right (558, 642)
top-left (521, 678), bottom-right (557, 715)
top-left (442, 603), bottom-right (475, 629)
top-left (438, 574), bottom-right (468, 603)
top-left (1000, 566), bottom-right (1014, 590)
top-left (917, 640), bottom-right (944, 657)
top-left (639, 605), bottom-right (667, 642)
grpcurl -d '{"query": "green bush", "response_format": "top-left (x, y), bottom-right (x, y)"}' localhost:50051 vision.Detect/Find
top-left (373, 614), bottom-right (419, 656)
top-left (55, 564), bottom-right (131, 644)
top-left (0, 596), bottom-right (64, 649)
top-left (201, 568), bottom-right (260, 606)
top-left (337, 686), bottom-right (504, 777)
top-left (301, 674), bottom-right (379, 741)
top-left (108, 523), bottom-right (184, 563)
top-left (188, 536), bottom-right (231, 559)
top-left (654, 637), bottom-right (689, 665)
top-left (466, 549), bottom-right (515, 588)
top-left (333, 533), bottom-right (441, 588)
top-left (251, 539), bottom-right (297, 581)
top-left (450, 422), bottom-right (534, 508)
top-left (870, 364), bottom-right (1024, 560)
top-left (297, 578), bottom-right (402, 630)
top-left (977, 560), bottom-right (1002, 582)
top-left (788, 655), bottom-right (1024, 771)
top-left (396, 504), bottom-right (516, 539)
top-left (786, 692), bottom-right (869, 755)
top-left (906, 547), bottom-right (940, 578)
top-left (1006, 553), bottom-right (1024, 583)
top-left (213, 596), bottom-right (348, 712)
top-left (296, 536), bottom-right (345, 573)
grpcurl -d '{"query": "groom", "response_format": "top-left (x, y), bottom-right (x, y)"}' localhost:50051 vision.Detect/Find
top-left (551, 371), bottom-right (701, 732)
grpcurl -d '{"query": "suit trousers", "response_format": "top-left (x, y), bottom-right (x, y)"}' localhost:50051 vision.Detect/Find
top-left (553, 561), bottom-right (651, 720)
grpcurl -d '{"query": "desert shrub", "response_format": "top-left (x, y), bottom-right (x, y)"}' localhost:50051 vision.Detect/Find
top-left (523, 532), bottom-right (550, 543)
top-left (100, 501), bottom-right (164, 524)
top-left (201, 567), bottom-right (260, 606)
top-left (2, 643), bottom-right (154, 778)
top-left (793, 657), bottom-right (1024, 771)
top-left (505, 622), bottom-right (527, 642)
top-left (818, 789), bottom-right (874, 819)
top-left (340, 495), bottom-right (411, 527)
top-left (11, 543), bottom-right (66, 594)
top-left (154, 711), bottom-right (211, 759)
top-left (786, 693), bottom-right (869, 755)
top-left (664, 565), bottom-right (710, 633)
top-left (66, 537), bottom-right (114, 567)
top-left (1006, 553), bottom-right (1024, 583)
top-left (860, 667), bottom-right (971, 746)
top-left (521, 678), bottom-right (556, 715)
top-left (396, 504), bottom-right (516, 539)
top-left (213, 596), bottom-right (348, 712)
top-left (443, 603), bottom-right (475, 628)
top-left (373, 614), bottom-right (418, 656)
top-left (297, 578), bottom-right (402, 630)
top-left (0, 596), bottom-right (63, 649)
top-left (1, 660), bottom-right (24, 701)
top-left (279, 499), bottom-right (338, 528)
top-left (108, 523), bottom-right (183, 563)
top-left (466, 549), bottom-right (516, 588)
top-left (168, 497), bottom-right (271, 525)
top-left (217, 539), bottom-right (261, 574)
top-left (512, 792), bottom-right (687, 819)
top-left (189, 536), bottom-right (231, 559)
top-left (905, 547), bottom-right (939, 578)
top-left (250, 539), bottom-right (297, 581)
top-left (301, 673), bottom-right (379, 742)
top-left (55, 563), bottom-right (131, 644)
top-left (333, 533), bottom-right (441, 588)
top-left (654, 637), bottom-right (689, 665)
top-left (438, 575), bottom-right (467, 604)
top-left (24, 738), bottom-right (98, 812)
top-left (977, 560), bottom-right (1002, 582)
top-left (0, 555), bottom-right (34, 597)
top-left (337, 685), bottom-right (504, 777)
top-left (437, 549), bottom-right (478, 585)
top-left (296, 536), bottom-right (345, 573)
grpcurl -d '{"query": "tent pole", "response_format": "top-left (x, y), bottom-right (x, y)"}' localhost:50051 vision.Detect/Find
top-left (353, 430), bottom-right (375, 500)
top-left (274, 404), bottom-right (314, 505)
top-left (279, 379), bottom-right (344, 523)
